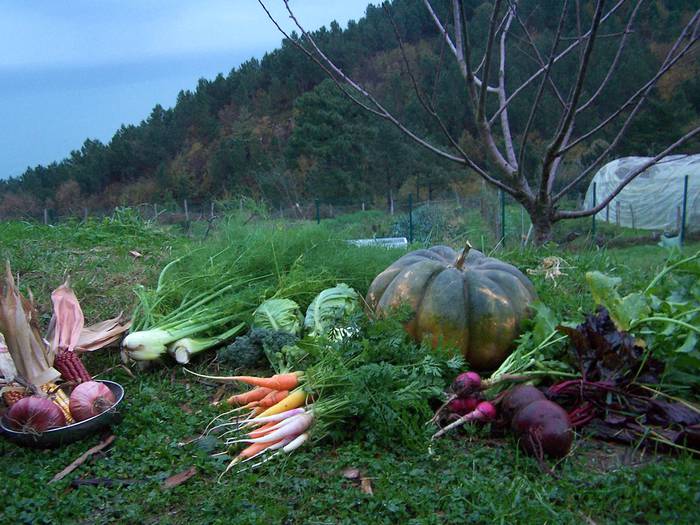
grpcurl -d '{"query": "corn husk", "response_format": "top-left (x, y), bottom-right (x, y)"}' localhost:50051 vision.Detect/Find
top-left (0, 332), bottom-right (18, 381)
top-left (76, 314), bottom-right (131, 352)
top-left (45, 280), bottom-right (84, 354)
top-left (0, 263), bottom-right (60, 387)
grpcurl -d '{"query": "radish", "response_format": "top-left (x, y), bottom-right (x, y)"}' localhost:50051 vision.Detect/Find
top-left (451, 371), bottom-right (482, 398)
top-left (447, 396), bottom-right (479, 416)
top-left (432, 401), bottom-right (496, 440)
top-left (512, 399), bottom-right (573, 459)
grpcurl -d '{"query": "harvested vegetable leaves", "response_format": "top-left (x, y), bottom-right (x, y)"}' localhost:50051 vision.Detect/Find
top-left (252, 298), bottom-right (302, 336)
top-left (304, 283), bottom-right (359, 339)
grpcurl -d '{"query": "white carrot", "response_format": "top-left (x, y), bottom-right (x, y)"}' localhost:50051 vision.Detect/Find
top-left (241, 407), bottom-right (307, 427)
top-left (231, 414), bottom-right (314, 444)
top-left (282, 432), bottom-right (309, 453)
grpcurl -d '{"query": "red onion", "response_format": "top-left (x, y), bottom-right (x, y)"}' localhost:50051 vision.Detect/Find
top-left (69, 381), bottom-right (116, 422)
top-left (6, 396), bottom-right (66, 432)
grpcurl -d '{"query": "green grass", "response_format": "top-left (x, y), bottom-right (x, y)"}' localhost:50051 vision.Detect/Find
top-left (1, 216), bottom-right (699, 525)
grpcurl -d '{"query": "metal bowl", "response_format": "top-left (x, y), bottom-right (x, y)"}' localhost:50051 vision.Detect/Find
top-left (0, 380), bottom-right (125, 448)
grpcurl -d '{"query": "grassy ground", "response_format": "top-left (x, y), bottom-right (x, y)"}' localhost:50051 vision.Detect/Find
top-left (1, 216), bottom-right (699, 525)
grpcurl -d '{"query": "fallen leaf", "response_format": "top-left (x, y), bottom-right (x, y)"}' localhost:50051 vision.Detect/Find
top-left (129, 251), bottom-right (143, 259)
top-left (162, 466), bottom-right (197, 489)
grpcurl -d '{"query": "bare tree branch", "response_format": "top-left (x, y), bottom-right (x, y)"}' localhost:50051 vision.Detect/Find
top-left (553, 10), bottom-right (700, 201)
top-left (555, 126), bottom-right (700, 219)
top-left (558, 10), bottom-right (700, 155)
top-left (258, 0), bottom-right (478, 165)
top-left (488, 0), bottom-right (626, 126)
top-left (517, 0), bottom-right (568, 172)
top-left (540, 0), bottom-right (606, 199)
top-left (497, 4), bottom-right (517, 167)
top-left (477, 0), bottom-right (503, 120)
top-left (422, 0), bottom-right (498, 93)
top-left (576, 0), bottom-right (643, 114)
top-left (383, 2), bottom-right (517, 194)
top-left (506, 0), bottom-right (567, 107)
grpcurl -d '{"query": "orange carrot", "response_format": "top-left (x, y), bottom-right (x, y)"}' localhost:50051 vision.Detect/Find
top-left (238, 440), bottom-right (279, 460)
top-left (248, 421), bottom-right (278, 439)
top-left (226, 387), bottom-right (274, 406)
top-left (257, 389), bottom-right (289, 408)
top-left (227, 372), bottom-right (302, 390)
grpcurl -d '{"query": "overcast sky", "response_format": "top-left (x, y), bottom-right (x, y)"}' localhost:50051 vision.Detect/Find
top-left (0, 0), bottom-right (375, 179)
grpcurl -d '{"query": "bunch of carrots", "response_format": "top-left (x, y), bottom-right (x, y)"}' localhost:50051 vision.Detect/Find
top-left (187, 370), bottom-right (321, 476)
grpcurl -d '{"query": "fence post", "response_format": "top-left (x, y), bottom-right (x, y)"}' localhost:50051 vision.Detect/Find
top-left (500, 190), bottom-right (505, 247)
top-left (616, 201), bottom-right (621, 227)
top-left (153, 203), bottom-right (158, 220)
top-left (210, 201), bottom-right (215, 219)
top-left (362, 202), bottom-right (365, 212)
top-left (43, 208), bottom-right (49, 225)
top-left (315, 199), bottom-right (320, 224)
top-left (184, 199), bottom-right (189, 222)
top-left (408, 193), bottom-right (414, 244)
top-left (83, 207), bottom-right (88, 222)
top-left (680, 174), bottom-right (689, 246)
top-left (591, 182), bottom-right (597, 239)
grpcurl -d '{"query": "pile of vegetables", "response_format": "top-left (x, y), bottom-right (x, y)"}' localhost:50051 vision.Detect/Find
top-left (428, 250), bottom-right (700, 470)
top-left (192, 313), bottom-right (464, 476)
top-left (0, 262), bottom-right (125, 436)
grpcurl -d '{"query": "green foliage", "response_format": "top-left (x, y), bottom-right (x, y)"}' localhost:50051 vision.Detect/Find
top-left (3, 1), bottom-right (697, 213)
top-left (2, 220), bottom-right (700, 524)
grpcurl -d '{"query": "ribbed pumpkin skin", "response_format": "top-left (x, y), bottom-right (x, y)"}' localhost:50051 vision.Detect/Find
top-left (366, 245), bottom-right (537, 371)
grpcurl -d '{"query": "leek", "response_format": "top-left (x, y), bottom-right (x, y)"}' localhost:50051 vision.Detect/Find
top-left (169, 322), bottom-right (245, 364)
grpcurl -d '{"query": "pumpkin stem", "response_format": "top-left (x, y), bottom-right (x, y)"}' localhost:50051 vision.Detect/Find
top-left (454, 241), bottom-right (472, 270)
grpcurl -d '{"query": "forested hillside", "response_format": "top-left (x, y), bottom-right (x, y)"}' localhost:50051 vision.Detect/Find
top-left (1, 0), bottom-right (698, 216)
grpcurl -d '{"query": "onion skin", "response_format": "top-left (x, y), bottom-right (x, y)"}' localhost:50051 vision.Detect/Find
top-left (512, 400), bottom-right (573, 459)
top-left (69, 381), bottom-right (116, 422)
top-left (6, 396), bottom-right (66, 432)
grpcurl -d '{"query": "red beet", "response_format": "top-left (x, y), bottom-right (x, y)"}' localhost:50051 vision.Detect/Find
top-left (502, 385), bottom-right (546, 424)
top-left (512, 400), bottom-right (573, 459)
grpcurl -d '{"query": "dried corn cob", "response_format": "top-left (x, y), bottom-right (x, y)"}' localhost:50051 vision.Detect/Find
top-left (41, 382), bottom-right (74, 424)
top-left (54, 351), bottom-right (92, 383)
top-left (2, 386), bottom-right (27, 407)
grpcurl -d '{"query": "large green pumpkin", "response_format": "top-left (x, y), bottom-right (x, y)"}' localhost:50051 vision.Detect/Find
top-left (366, 244), bottom-right (537, 370)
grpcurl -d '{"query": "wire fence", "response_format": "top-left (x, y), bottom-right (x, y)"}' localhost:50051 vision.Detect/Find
top-left (0, 182), bottom-right (695, 248)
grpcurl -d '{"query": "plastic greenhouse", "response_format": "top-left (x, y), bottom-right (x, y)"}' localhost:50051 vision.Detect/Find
top-left (583, 155), bottom-right (699, 232)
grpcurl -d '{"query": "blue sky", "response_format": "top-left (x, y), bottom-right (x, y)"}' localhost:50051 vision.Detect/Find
top-left (0, 1), bottom-right (375, 179)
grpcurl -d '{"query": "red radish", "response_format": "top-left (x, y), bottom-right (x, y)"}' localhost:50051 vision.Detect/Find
top-left (502, 385), bottom-right (546, 423)
top-left (447, 397), bottom-right (479, 416)
top-left (433, 401), bottom-right (496, 439)
top-left (451, 371), bottom-right (482, 398)
top-left (6, 396), bottom-right (66, 432)
top-left (512, 399), bottom-right (573, 459)
top-left (69, 381), bottom-right (116, 422)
